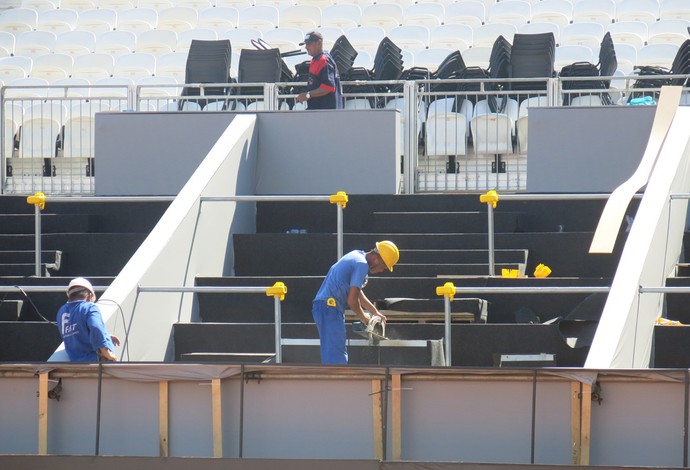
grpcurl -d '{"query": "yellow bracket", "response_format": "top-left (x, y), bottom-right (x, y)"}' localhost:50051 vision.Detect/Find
top-left (480, 190), bottom-right (499, 209)
top-left (266, 282), bottom-right (287, 301)
top-left (27, 192), bottom-right (46, 210)
top-left (435, 282), bottom-right (456, 301)
top-left (534, 264), bottom-right (552, 278)
top-left (329, 191), bottom-right (348, 209)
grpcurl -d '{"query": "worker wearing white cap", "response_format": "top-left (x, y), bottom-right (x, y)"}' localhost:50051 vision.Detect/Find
top-left (57, 277), bottom-right (120, 362)
top-left (312, 241), bottom-right (399, 364)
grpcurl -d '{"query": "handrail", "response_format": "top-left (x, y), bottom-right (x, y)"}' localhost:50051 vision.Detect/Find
top-left (138, 283), bottom-right (288, 363)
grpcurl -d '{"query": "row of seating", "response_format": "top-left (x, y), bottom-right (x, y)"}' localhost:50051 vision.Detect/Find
top-left (5, 0), bottom-right (690, 36)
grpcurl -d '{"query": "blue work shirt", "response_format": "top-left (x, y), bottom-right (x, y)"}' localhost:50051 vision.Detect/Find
top-left (315, 250), bottom-right (369, 310)
top-left (57, 300), bottom-right (115, 362)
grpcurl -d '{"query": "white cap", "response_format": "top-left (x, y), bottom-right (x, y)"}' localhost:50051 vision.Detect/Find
top-left (67, 277), bottom-right (96, 300)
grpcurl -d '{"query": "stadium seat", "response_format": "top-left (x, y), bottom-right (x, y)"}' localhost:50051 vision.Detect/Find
top-left (137, 29), bottom-right (178, 55)
top-left (430, 24), bottom-right (473, 50)
top-left (197, 7), bottom-right (239, 31)
top-left (90, 76), bottom-right (135, 100)
top-left (55, 30), bottom-right (97, 55)
top-left (15, 31), bottom-right (57, 57)
top-left (19, 102), bottom-right (68, 159)
top-left (321, 4), bottom-right (362, 30)
top-left (38, 9), bottom-right (79, 34)
top-left (387, 25), bottom-right (430, 52)
top-left (62, 101), bottom-right (110, 160)
top-left (0, 8), bottom-right (38, 33)
top-left (238, 5), bottom-right (279, 31)
top-left (554, 44), bottom-right (594, 72)
top-left (344, 98), bottom-right (373, 109)
top-left (487, 0), bottom-right (531, 26)
top-left (470, 97), bottom-right (518, 155)
top-left (516, 95), bottom-right (548, 153)
top-left (72, 52), bottom-right (115, 80)
top-left (280, 5), bottom-right (321, 30)
top-left (3, 103), bottom-right (22, 160)
top-left (473, 23), bottom-right (518, 48)
top-left (518, 23), bottom-right (560, 46)
top-left (402, 3), bottom-right (444, 28)
top-left (96, 30), bottom-right (137, 56)
top-left (30, 53), bottom-right (73, 82)
top-left (113, 52), bottom-right (156, 79)
top-left (296, 0), bottom-right (333, 7)
top-left (177, 29), bottom-right (218, 54)
top-left (0, 56), bottom-right (33, 82)
top-left (317, 26), bottom-right (345, 50)
top-left (344, 25), bottom-right (385, 55)
top-left (157, 7), bottom-right (198, 33)
top-left (530, 0), bottom-right (572, 28)
top-left (95, 0), bottom-right (135, 10)
top-left (376, 0), bottom-right (414, 7)
top-left (76, 8), bottom-right (117, 33)
top-left (47, 77), bottom-right (91, 98)
top-left (117, 8), bottom-right (158, 33)
top-left (569, 95), bottom-right (605, 106)
top-left (174, 0), bottom-right (214, 7)
top-left (21, 0), bottom-right (59, 10)
top-left (636, 43), bottom-right (680, 69)
top-left (572, 0), bottom-right (615, 26)
top-left (220, 28), bottom-right (262, 53)
top-left (61, 0), bottom-right (98, 9)
top-left (647, 19), bottom-right (690, 46)
top-left (606, 21), bottom-right (648, 51)
top-left (137, 0), bottom-right (174, 8)
top-left (360, 3), bottom-right (403, 31)
top-left (385, 96), bottom-right (426, 151)
top-left (414, 48), bottom-right (454, 73)
top-left (613, 43), bottom-right (638, 74)
top-left (559, 22), bottom-right (605, 50)
top-left (444, 1), bottom-right (485, 28)
top-left (615, 0), bottom-right (660, 24)
top-left (659, 0), bottom-right (690, 21)
top-left (5, 77), bottom-right (50, 98)
top-left (425, 97), bottom-right (472, 157)
top-left (461, 46), bottom-right (492, 69)
top-left (136, 76), bottom-right (179, 110)
top-left (154, 51), bottom-right (187, 82)
top-left (351, 50), bottom-right (373, 70)
top-left (214, 0), bottom-right (252, 7)
top-left (0, 31), bottom-right (16, 57)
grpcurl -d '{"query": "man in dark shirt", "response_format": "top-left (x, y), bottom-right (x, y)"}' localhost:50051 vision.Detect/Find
top-left (296, 31), bottom-right (343, 110)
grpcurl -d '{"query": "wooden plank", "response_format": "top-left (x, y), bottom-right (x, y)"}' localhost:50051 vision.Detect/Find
top-left (38, 372), bottom-right (48, 455)
top-left (159, 381), bottom-right (169, 457)
top-left (580, 383), bottom-right (592, 465)
top-left (212, 378), bottom-right (222, 458)
top-left (590, 86), bottom-right (682, 253)
top-left (371, 380), bottom-right (383, 460)
top-left (392, 374), bottom-right (402, 460)
top-left (570, 381), bottom-right (581, 465)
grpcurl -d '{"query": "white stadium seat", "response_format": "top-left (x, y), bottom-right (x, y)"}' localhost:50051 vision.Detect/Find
top-left (117, 8), bottom-right (158, 33)
top-left (238, 5), bottom-right (279, 31)
top-left (113, 52), bottom-right (156, 79)
top-left (554, 44), bottom-right (594, 71)
top-left (444, 1), bottom-right (485, 28)
top-left (572, 0), bottom-right (615, 27)
top-left (360, 3), bottom-right (404, 31)
top-left (560, 22), bottom-right (605, 50)
top-left (72, 52), bottom-right (115, 80)
top-left (430, 24), bottom-right (473, 50)
top-left (530, 0), bottom-right (573, 28)
top-left (426, 97), bottom-right (473, 157)
top-left (607, 21), bottom-right (648, 51)
top-left (402, 3), bottom-right (444, 28)
top-left (647, 19), bottom-right (690, 46)
top-left (0, 56), bottom-right (33, 82)
top-left (76, 8), bottom-right (117, 33)
top-left (615, 0), bottom-right (660, 24)
top-left (157, 7), bottom-right (198, 33)
top-left (38, 9), bottom-right (79, 34)
top-left (343, 25), bottom-right (385, 55)
top-left (96, 30), bottom-right (137, 56)
top-left (0, 8), bottom-right (38, 33)
top-left (155, 51), bottom-right (188, 82)
top-left (660, 0), bottom-right (690, 21)
top-left (55, 30), bottom-right (97, 56)
top-left (472, 23), bottom-right (518, 48)
top-left (516, 96), bottom-right (548, 153)
top-left (19, 102), bottom-right (68, 159)
top-left (0, 31), bottom-right (15, 57)
top-left (280, 5), bottom-right (322, 30)
top-left (636, 43), bottom-right (680, 69)
top-left (321, 4), bottom-right (362, 30)
top-left (14, 31), bottom-right (57, 57)
top-left (470, 97), bottom-right (519, 155)
top-left (177, 28), bottom-right (218, 54)
top-left (137, 29), bottom-right (178, 55)
top-left (30, 53), bottom-right (73, 82)
top-left (387, 25), bottom-right (430, 52)
top-left (197, 7), bottom-right (239, 31)
top-left (462, 46), bottom-right (492, 69)
top-left (487, 0), bottom-right (531, 26)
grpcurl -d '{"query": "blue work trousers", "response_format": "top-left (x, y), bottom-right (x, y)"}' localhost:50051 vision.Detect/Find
top-left (312, 300), bottom-right (347, 364)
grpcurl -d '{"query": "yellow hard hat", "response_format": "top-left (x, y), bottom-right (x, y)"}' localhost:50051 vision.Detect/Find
top-left (375, 240), bottom-right (399, 272)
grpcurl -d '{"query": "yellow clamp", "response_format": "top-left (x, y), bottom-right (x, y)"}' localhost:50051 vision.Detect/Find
top-left (435, 281), bottom-right (456, 301)
top-left (329, 191), bottom-right (348, 209)
top-left (27, 191), bottom-right (46, 210)
top-left (480, 190), bottom-right (499, 209)
top-left (266, 282), bottom-right (287, 301)
top-left (327, 297), bottom-right (336, 307)
top-left (534, 264), bottom-right (552, 278)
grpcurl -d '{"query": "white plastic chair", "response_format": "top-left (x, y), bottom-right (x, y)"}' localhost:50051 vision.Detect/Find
top-left (0, 8), bottom-right (38, 33)
top-left (414, 48), bottom-right (454, 73)
top-left (343, 25), bottom-right (385, 55)
top-left (21, 0), bottom-right (59, 10)
top-left (174, 0), bottom-right (214, 8)
top-left (137, 29), bottom-right (178, 55)
top-left (569, 95), bottom-right (605, 106)
top-left (352, 50), bottom-right (373, 70)
top-left (214, 0), bottom-right (252, 7)
top-left (197, 6), bottom-right (239, 31)
top-left (0, 56), bottom-right (33, 82)
top-left (5, 77), bottom-right (50, 98)
top-left (221, 28), bottom-right (262, 54)
top-left (91, 76), bottom-right (135, 99)
top-left (444, 1), bottom-right (485, 28)
top-left (76, 8), bottom-right (117, 33)
top-left (14, 31), bottom-right (57, 57)
top-left (402, 3), bottom-right (443, 28)
top-left (279, 5), bottom-right (322, 30)
top-left (96, 30), bottom-right (137, 56)
top-left (61, 0), bottom-right (98, 9)
top-left (360, 3), bottom-right (403, 31)
top-left (177, 28), bottom-right (218, 53)
top-left (319, 26), bottom-right (345, 50)
top-left (636, 43), bottom-right (679, 69)
top-left (72, 53), bottom-right (115, 80)
top-left (137, 0), bottom-right (174, 8)
top-left (19, 102), bottom-right (68, 159)
top-left (616, 0), bottom-right (660, 24)
top-left (117, 8), bottom-right (158, 33)
top-left (238, 5), bottom-right (279, 31)
top-left (425, 97), bottom-right (473, 157)
top-left (55, 30), bottom-right (97, 56)
top-left (321, 4), bottom-right (362, 30)
top-left (385, 96), bottom-right (426, 152)
top-left (560, 22), bottom-right (605, 50)
top-left (487, 0), bottom-right (531, 26)
top-left (155, 52), bottom-right (188, 82)
top-left (113, 52), bottom-right (156, 79)
top-left (38, 9), bottom-right (79, 34)
top-left (607, 21), bottom-right (648, 51)
top-left (660, 0), bottom-right (690, 21)
top-left (387, 25), bottom-right (430, 52)
top-left (344, 98), bottom-right (373, 109)
top-left (62, 101), bottom-right (110, 160)
top-left (613, 43), bottom-right (638, 74)
top-left (263, 27), bottom-right (304, 53)
top-left (47, 77), bottom-right (92, 98)
top-left (530, 0), bottom-right (572, 28)
top-left (473, 23), bottom-right (518, 48)
top-left (554, 45), bottom-right (594, 72)
top-left (572, 0), bottom-right (615, 27)
top-left (0, 31), bottom-right (16, 57)
top-left (3, 103), bottom-right (22, 160)
top-left (648, 19), bottom-right (690, 46)
top-left (157, 6), bottom-right (198, 33)
top-left (516, 96), bottom-right (548, 153)
top-left (30, 53), bottom-right (73, 82)
top-left (430, 24), bottom-right (473, 50)
top-left (470, 97), bottom-right (519, 155)
top-left (462, 46), bottom-right (492, 69)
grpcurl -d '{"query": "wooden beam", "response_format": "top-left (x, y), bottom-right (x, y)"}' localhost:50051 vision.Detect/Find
top-left (38, 372), bottom-right (48, 455)
top-left (570, 381), bottom-right (581, 464)
top-left (371, 380), bottom-right (383, 460)
top-left (212, 378), bottom-right (222, 458)
top-left (391, 374), bottom-right (402, 460)
top-left (159, 381), bottom-right (169, 457)
top-left (580, 383), bottom-right (592, 465)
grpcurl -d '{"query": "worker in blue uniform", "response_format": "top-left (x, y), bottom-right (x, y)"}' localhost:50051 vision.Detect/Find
top-left (312, 241), bottom-right (399, 364)
top-left (57, 277), bottom-right (119, 362)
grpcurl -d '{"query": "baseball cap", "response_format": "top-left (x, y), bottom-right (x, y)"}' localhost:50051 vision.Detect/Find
top-left (299, 31), bottom-right (323, 46)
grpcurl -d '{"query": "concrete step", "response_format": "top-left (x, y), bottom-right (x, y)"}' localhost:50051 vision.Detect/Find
top-left (0, 250), bottom-right (62, 268)
top-left (401, 249), bottom-right (527, 264)
top-left (0, 300), bottom-right (23, 321)
top-left (393, 262), bottom-right (525, 277)
top-left (0, 263), bottom-right (58, 277)
top-left (372, 211), bottom-right (528, 233)
top-left (0, 214), bottom-right (97, 234)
